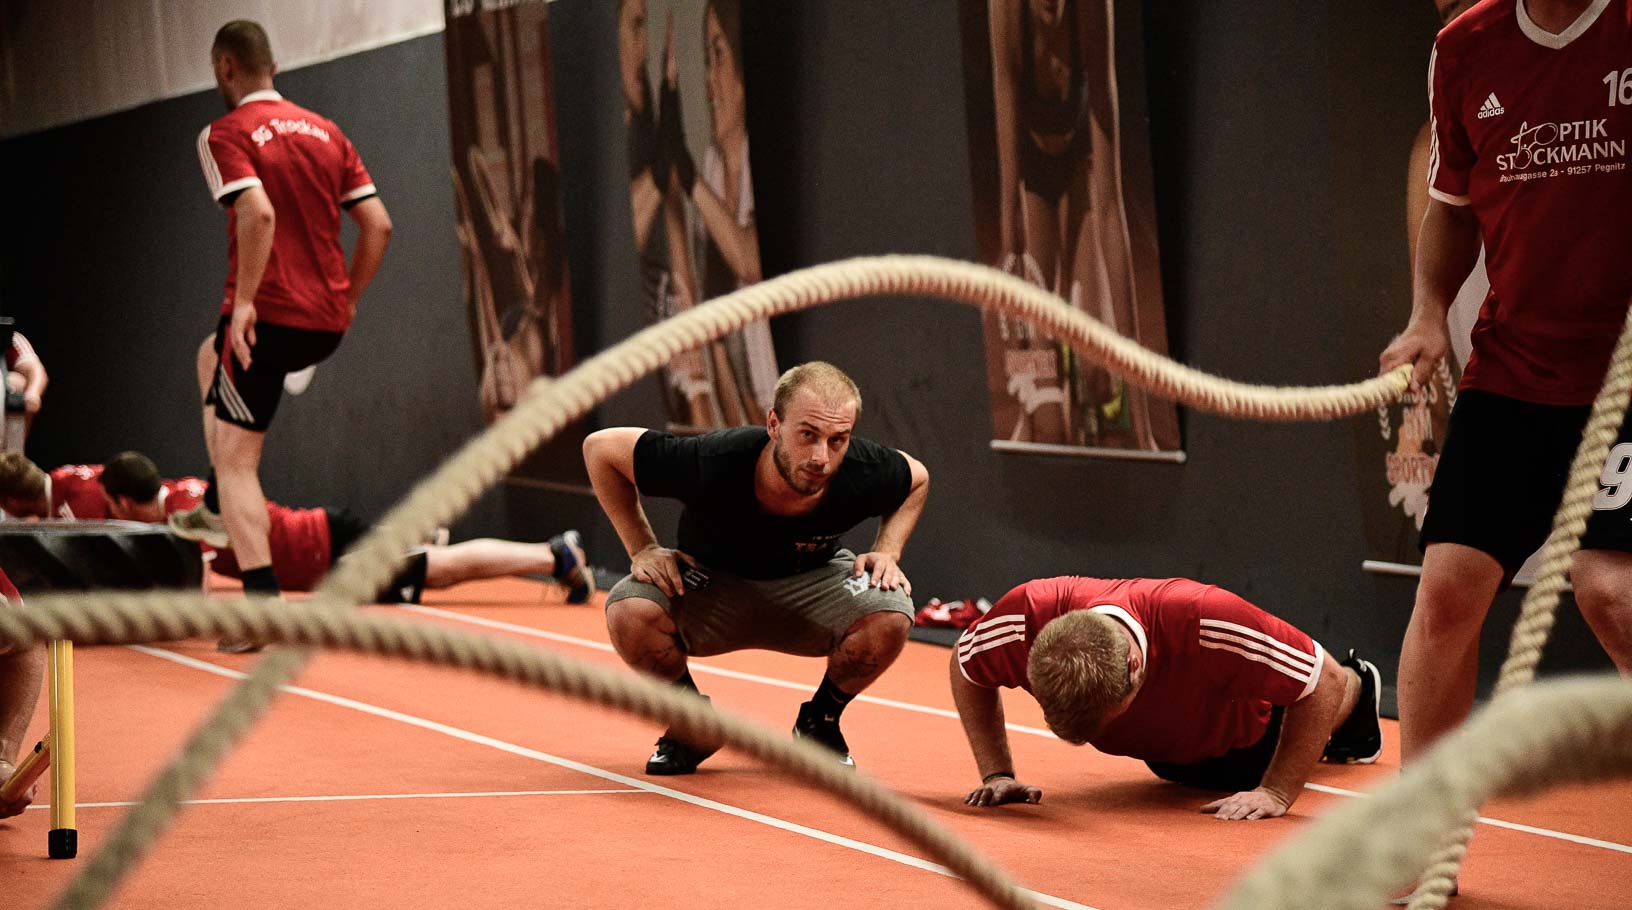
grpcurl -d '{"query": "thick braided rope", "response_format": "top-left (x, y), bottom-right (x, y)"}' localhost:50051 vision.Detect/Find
top-left (26, 255), bottom-right (1409, 909)
top-left (1399, 301), bottom-right (1632, 910)
top-left (0, 595), bottom-right (1036, 910)
top-left (1210, 673), bottom-right (1632, 910)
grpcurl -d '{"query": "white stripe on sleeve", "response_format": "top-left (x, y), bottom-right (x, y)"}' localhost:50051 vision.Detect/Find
top-left (197, 126), bottom-right (222, 197)
top-left (957, 615), bottom-right (1026, 656)
top-left (1198, 618), bottom-right (1316, 667)
top-left (1198, 638), bottom-right (1315, 685)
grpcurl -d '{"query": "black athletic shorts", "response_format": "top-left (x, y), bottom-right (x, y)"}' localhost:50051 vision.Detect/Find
top-left (1144, 706), bottom-right (1284, 792)
top-left (326, 507), bottom-right (429, 605)
top-left (207, 313), bottom-right (343, 432)
top-left (1420, 388), bottom-right (1632, 585)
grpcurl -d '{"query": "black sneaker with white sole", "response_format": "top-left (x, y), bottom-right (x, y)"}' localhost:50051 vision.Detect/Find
top-left (1323, 649), bottom-right (1383, 764)
top-left (644, 695), bottom-right (723, 775)
top-left (792, 701), bottom-right (856, 769)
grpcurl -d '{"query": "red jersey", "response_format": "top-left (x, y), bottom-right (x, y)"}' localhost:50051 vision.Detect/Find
top-left (45, 466), bottom-right (208, 521)
top-left (956, 577), bottom-right (1324, 765)
top-left (48, 464), bottom-right (108, 519)
top-left (161, 477), bottom-right (208, 515)
top-left (197, 90), bottom-right (376, 333)
top-left (0, 566), bottom-right (19, 607)
top-left (208, 502), bottom-right (332, 592)
top-left (1428, 0), bottom-right (1632, 405)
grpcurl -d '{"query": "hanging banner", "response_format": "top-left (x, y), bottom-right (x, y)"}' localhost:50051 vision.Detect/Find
top-left (444, 0), bottom-right (576, 435)
top-left (1360, 261), bottom-right (1514, 576)
top-left (960, 0), bottom-right (1181, 459)
top-left (1355, 1), bottom-right (1540, 580)
top-left (616, 0), bottom-right (779, 433)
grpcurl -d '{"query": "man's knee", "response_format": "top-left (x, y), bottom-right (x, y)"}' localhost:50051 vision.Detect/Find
top-left (606, 596), bottom-right (674, 639)
top-left (1414, 545), bottom-right (1503, 632)
top-left (837, 610), bottom-right (911, 660)
top-left (1572, 553), bottom-right (1632, 627)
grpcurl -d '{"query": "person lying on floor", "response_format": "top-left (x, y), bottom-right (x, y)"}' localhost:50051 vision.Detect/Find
top-left (0, 450), bottom-right (593, 610)
top-left (951, 575), bottom-right (1382, 820)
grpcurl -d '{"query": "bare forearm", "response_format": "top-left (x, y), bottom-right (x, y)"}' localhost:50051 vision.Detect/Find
top-left (583, 434), bottom-right (663, 559)
top-left (16, 361), bottom-right (46, 398)
top-left (873, 497), bottom-right (924, 560)
top-left (348, 227), bottom-right (389, 303)
top-left (630, 175), bottom-right (662, 250)
top-left (663, 197), bottom-right (697, 306)
top-left (873, 458), bottom-right (928, 558)
top-left (1410, 201), bottom-right (1480, 326)
top-left (951, 657), bottom-right (1016, 777)
top-left (234, 208), bottom-right (275, 306)
top-left (1258, 676), bottom-right (1344, 806)
top-left (989, 0), bottom-right (1021, 252)
top-left (691, 186), bottom-right (761, 284)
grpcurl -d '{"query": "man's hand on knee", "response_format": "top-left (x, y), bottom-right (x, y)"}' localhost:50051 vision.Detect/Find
top-left (853, 551), bottom-right (911, 595)
top-left (630, 544), bottom-right (696, 598)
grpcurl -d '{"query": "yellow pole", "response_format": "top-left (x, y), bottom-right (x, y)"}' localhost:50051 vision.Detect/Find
top-left (48, 639), bottom-right (76, 859)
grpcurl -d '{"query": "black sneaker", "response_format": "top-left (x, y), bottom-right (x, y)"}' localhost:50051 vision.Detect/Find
top-left (550, 530), bottom-right (594, 605)
top-left (1324, 649), bottom-right (1383, 764)
top-left (791, 701), bottom-right (856, 769)
top-left (644, 695), bottom-right (722, 775)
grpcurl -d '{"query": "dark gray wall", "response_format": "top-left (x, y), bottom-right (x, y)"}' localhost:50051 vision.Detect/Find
top-left (0, 2), bottom-right (1613, 703)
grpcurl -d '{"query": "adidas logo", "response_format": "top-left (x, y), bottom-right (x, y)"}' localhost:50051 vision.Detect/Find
top-left (1477, 92), bottom-right (1505, 119)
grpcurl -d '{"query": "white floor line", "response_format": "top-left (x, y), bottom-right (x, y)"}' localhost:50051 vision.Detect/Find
top-left (24, 789), bottom-right (651, 811)
top-left (126, 645), bottom-right (1098, 910)
top-left (402, 605), bottom-right (1632, 857)
top-left (401, 604), bottom-right (1057, 737)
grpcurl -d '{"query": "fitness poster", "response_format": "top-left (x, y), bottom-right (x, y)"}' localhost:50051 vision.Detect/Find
top-left (614, 0), bottom-right (780, 433)
top-left (960, 0), bottom-right (1181, 459)
top-left (444, 0), bottom-right (575, 428)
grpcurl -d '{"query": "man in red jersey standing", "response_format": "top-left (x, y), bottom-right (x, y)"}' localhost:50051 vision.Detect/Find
top-left (1379, 0), bottom-right (1632, 769)
top-left (170, 20), bottom-right (393, 609)
top-left (951, 576), bottom-right (1382, 821)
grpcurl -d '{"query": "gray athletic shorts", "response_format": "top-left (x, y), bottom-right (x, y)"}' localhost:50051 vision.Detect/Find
top-left (604, 549), bottom-right (914, 658)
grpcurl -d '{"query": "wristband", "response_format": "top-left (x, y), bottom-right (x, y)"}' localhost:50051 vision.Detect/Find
top-left (982, 771), bottom-right (1014, 785)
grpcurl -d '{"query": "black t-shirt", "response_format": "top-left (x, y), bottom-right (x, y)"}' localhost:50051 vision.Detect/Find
top-left (633, 427), bottom-right (913, 579)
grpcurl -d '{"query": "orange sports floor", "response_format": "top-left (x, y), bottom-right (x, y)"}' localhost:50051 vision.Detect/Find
top-left (4, 577), bottom-right (1629, 909)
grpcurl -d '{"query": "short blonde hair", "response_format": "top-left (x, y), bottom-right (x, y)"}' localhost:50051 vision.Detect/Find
top-left (0, 452), bottom-right (47, 504)
top-left (772, 361), bottom-right (861, 420)
top-left (1027, 611), bottom-right (1133, 745)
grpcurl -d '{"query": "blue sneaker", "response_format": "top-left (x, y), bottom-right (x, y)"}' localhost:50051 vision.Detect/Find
top-left (549, 530), bottom-right (594, 604)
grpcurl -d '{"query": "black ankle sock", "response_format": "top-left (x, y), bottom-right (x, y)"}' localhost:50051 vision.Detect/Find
top-left (675, 670), bottom-right (699, 693)
top-left (809, 675), bottom-right (856, 722)
top-left (240, 566), bottom-right (281, 596)
top-left (203, 472), bottom-right (219, 513)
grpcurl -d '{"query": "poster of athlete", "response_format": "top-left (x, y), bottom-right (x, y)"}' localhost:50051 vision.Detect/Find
top-left (615, 0), bottom-right (779, 433)
top-left (960, 0), bottom-right (1180, 458)
top-left (444, 0), bottom-right (575, 427)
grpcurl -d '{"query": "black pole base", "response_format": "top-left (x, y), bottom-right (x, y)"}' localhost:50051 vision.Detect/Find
top-left (48, 827), bottom-right (77, 859)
